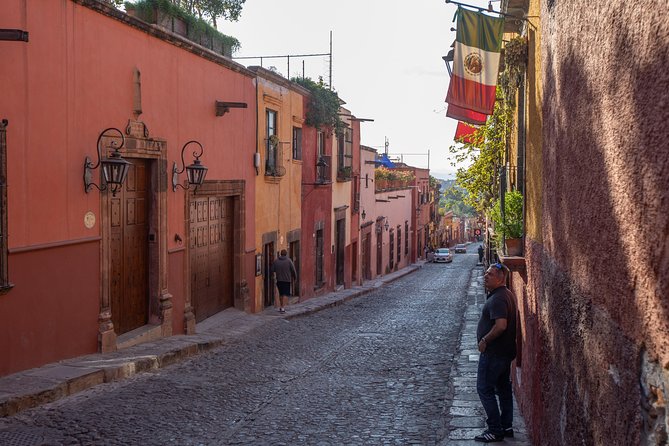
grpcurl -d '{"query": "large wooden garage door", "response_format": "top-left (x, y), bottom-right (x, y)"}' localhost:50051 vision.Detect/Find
top-left (110, 159), bottom-right (149, 335)
top-left (190, 196), bottom-right (234, 322)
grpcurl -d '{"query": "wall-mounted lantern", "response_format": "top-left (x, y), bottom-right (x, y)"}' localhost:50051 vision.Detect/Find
top-left (172, 140), bottom-right (208, 191)
top-left (361, 209), bottom-right (366, 220)
top-left (376, 217), bottom-right (390, 234)
top-left (84, 127), bottom-right (131, 197)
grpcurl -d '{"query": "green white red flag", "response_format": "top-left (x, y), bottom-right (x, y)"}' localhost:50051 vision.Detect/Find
top-left (454, 121), bottom-right (480, 145)
top-left (445, 7), bottom-right (505, 115)
top-left (446, 103), bottom-right (488, 126)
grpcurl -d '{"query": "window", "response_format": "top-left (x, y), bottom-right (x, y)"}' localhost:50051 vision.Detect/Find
top-left (292, 126), bottom-right (302, 160)
top-left (317, 131), bottom-right (325, 158)
top-left (337, 127), bottom-right (353, 180)
top-left (265, 109), bottom-right (280, 176)
top-left (0, 120), bottom-right (10, 291)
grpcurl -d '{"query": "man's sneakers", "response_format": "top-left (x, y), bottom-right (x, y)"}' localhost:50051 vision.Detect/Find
top-left (279, 308), bottom-right (286, 314)
top-left (503, 428), bottom-right (514, 438)
top-left (474, 430), bottom-right (504, 443)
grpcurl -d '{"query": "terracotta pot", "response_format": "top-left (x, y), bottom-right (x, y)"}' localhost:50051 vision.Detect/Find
top-left (505, 237), bottom-right (522, 256)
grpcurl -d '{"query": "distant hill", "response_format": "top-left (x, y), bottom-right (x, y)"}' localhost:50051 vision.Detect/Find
top-left (439, 180), bottom-right (476, 217)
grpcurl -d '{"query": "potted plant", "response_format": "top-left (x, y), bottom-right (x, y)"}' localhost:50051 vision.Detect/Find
top-left (490, 190), bottom-right (523, 256)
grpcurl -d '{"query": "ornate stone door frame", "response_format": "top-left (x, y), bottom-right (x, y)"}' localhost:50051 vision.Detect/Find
top-left (98, 120), bottom-right (171, 352)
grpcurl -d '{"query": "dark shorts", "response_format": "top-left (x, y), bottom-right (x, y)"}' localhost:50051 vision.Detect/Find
top-left (276, 281), bottom-right (291, 297)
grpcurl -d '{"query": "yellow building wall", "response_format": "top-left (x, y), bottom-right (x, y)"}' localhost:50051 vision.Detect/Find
top-left (524, 0), bottom-right (543, 243)
top-left (253, 73), bottom-right (304, 311)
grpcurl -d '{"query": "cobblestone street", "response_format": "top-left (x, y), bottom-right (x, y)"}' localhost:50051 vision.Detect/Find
top-left (1, 255), bottom-right (478, 445)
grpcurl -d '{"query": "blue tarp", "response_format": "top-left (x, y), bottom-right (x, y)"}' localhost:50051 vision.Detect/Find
top-left (377, 153), bottom-right (396, 168)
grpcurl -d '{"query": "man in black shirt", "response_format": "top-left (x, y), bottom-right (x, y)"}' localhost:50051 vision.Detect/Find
top-left (474, 262), bottom-right (517, 443)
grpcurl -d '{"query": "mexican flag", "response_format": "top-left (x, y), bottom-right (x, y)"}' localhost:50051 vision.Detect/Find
top-left (454, 121), bottom-right (481, 145)
top-left (445, 7), bottom-right (505, 115)
top-left (446, 103), bottom-right (488, 126)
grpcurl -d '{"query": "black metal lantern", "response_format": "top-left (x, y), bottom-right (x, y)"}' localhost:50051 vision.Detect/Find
top-left (84, 127), bottom-right (131, 197)
top-left (361, 209), bottom-right (366, 220)
top-left (173, 140), bottom-right (208, 191)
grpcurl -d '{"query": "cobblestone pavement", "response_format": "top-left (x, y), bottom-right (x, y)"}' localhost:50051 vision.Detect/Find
top-left (0, 250), bottom-right (531, 445)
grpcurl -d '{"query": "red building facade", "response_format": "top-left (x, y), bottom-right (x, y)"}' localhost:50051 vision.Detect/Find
top-left (0, 0), bottom-right (257, 376)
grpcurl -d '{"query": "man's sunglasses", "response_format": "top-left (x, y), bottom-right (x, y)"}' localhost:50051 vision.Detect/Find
top-left (491, 262), bottom-right (504, 269)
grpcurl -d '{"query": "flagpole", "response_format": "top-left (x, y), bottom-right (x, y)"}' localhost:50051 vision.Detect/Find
top-left (444, 0), bottom-right (528, 22)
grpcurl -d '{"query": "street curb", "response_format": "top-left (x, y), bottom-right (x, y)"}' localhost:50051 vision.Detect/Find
top-left (0, 263), bottom-right (423, 418)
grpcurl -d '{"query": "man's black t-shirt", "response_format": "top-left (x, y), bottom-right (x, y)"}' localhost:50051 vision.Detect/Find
top-left (476, 286), bottom-right (517, 359)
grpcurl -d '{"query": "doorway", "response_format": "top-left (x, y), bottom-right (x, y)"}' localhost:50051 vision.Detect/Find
top-left (263, 242), bottom-right (275, 307)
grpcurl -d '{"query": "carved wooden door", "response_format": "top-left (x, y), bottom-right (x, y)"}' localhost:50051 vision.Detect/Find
top-left (110, 159), bottom-right (149, 335)
top-left (190, 196), bottom-right (234, 322)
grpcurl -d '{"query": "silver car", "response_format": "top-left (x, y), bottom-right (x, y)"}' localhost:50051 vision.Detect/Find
top-left (433, 248), bottom-right (453, 263)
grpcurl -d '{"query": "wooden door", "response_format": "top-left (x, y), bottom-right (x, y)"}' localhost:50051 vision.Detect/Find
top-left (289, 241), bottom-right (300, 296)
top-left (110, 159), bottom-right (149, 335)
top-left (376, 231), bottom-right (383, 276)
top-left (362, 232), bottom-right (371, 280)
top-left (190, 196), bottom-right (234, 322)
top-left (335, 218), bottom-right (345, 285)
top-left (263, 242), bottom-right (275, 307)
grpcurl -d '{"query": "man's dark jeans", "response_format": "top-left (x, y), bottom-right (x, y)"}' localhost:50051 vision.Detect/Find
top-left (477, 352), bottom-right (513, 434)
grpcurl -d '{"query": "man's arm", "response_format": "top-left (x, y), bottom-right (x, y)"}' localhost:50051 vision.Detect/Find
top-left (478, 318), bottom-right (507, 353)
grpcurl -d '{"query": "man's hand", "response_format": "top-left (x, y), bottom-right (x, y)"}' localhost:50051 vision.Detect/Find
top-left (478, 338), bottom-right (487, 353)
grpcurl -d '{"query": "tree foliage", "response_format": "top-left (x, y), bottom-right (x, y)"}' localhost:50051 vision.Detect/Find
top-left (124, 0), bottom-right (245, 28)
top-left (292, 77), bottom-right (344, 134)
top-left (490, 190), bottom-right (523, 239)
top-left (440, 184), bottom-right (476, 217)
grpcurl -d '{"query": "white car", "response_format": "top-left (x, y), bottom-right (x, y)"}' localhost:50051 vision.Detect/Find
top-left (433, 248), bottom-right (453, 263)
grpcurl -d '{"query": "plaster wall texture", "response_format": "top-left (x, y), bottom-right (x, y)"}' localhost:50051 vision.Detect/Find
top-left (514, 0), bottom-right (669, 444)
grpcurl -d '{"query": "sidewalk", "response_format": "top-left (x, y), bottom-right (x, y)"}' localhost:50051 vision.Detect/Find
top-left (441, 265), bottom-right (532, 445)
top-left (0, 261), bottom-right (532, 445)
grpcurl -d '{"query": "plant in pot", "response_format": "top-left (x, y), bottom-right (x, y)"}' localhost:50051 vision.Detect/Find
top-left (490, 190), bottom-right (523, 256)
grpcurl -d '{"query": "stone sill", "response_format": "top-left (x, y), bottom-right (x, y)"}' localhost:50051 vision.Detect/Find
top-left (499, 255), bottom-right (526, 273)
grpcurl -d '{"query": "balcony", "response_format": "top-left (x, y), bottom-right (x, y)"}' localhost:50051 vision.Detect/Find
top-left (316, 155), bottom-right (331, 184)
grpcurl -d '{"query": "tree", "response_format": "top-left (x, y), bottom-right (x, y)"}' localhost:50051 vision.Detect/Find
top-left (448, 97), bottom-right (512, 215)
top-left (124, 0), bottom-right (245, 28)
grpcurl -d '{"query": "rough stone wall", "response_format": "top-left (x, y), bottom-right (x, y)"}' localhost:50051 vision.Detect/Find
top-left (530, 0), bottom-right (669, 444)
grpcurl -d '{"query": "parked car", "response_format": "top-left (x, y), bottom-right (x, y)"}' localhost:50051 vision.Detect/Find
top-left (454, 244), bottom-right (467, 253)
top-left (433, 248), bottom-right (453, 263)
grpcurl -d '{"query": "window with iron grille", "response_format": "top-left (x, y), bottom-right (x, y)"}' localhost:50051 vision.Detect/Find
top-left (0, 120), bottom-right (10, 292)
top-left (265, 109), bottom-right (279, 176)
top-left (292, 126), bottom-right (302, 160)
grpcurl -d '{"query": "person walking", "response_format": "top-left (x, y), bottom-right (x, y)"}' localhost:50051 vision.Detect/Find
top-left (271, 249), bottom-right (297, 314)
top-left (478, 244), bottom-right (485, 264)
top-left (474, 262), bottom-right (517, 443)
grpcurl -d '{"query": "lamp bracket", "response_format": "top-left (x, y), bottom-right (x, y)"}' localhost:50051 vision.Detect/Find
top-left (216, 101), bottom-right (248, 117)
